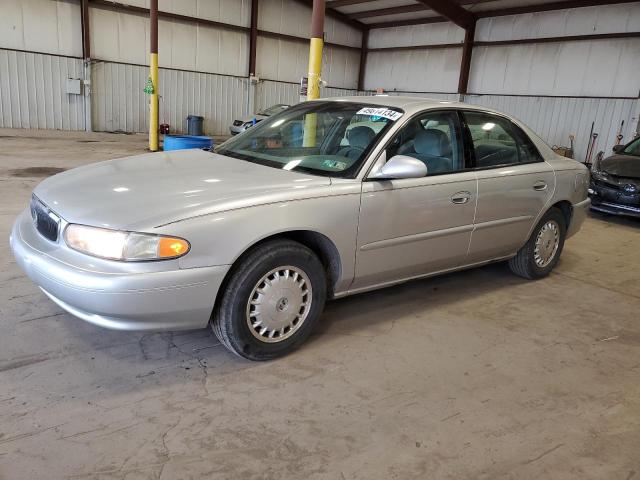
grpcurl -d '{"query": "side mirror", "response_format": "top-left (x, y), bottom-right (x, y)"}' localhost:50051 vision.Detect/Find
top-left (370, 155), bottom-right (428, 180)
top-left (612, 144), bottom-right (624, 153)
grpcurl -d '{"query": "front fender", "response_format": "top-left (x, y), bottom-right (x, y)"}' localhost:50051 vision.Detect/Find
top-left (155, 190), bottom-right (362, 293)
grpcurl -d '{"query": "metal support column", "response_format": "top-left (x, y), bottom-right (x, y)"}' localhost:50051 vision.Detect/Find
top-left (303, 0), bottom-right (325, 147)
top-left (357, 29), bottom-right (368, 92)
top-left (80, 0), bottom-right (92, 132)
top-left (149, 0), bottom-right (159, 151)
top-left (247, 0), bottom-right (259, 116)
top-left (457, 20), bottom-right (475, 100)
top-left (307, 0), bottom-right (325, 101)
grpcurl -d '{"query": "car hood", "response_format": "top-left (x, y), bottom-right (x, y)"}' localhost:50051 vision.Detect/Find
top-left (236, 114), bottom-right (267, 123)
top-left (33, 149), bottom-right (331, 230)
top-left (600, 154), bottom-right (640, 178)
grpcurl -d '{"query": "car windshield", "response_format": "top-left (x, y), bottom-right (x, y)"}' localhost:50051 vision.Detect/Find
top-left (622, 136), bottom-right (640, 156)
top-left (258, 104), bottom-right (288, 116)
top-left (215, 101), bottom-right (403, 177)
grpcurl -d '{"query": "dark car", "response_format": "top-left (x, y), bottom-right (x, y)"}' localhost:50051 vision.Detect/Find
top-left (588, 136), bottom-right (640, 218)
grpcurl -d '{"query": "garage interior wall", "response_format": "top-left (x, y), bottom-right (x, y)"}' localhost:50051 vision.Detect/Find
top-left (0, 0), bottom-right (362, 135)
top-left (363, 3), bottom-right (640, 161)
top-left (1, 1), bottom-right (639, 155)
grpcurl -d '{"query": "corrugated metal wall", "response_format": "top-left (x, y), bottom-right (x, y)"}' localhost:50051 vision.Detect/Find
top-left (361, 3), bottom-right (640, 161)
top-left (256, 0), bottom-right (361, 88)
top-left (0, 49), bottom-right (85, 130)
top-left (92, 70), bottom-right (364, 136)
top-left (92, 61), bottom-right (248, 135)
top-left (89, 6), bottom-right (249, 77)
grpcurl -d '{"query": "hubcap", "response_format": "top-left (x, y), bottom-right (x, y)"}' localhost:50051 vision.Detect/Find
top-left (246, 266), bottom-right (312, 343)
top-left (533, 220), bottom-right (560, 268)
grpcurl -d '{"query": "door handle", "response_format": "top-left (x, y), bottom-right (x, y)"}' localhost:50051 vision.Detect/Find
top-left (450, 191), bottom-right (471, 204)
top-left (533, 181), bottom-right (548, 191)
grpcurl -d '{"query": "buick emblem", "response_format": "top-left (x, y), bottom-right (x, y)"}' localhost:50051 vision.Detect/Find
top-left (623, 184), bottom-right (638, 194)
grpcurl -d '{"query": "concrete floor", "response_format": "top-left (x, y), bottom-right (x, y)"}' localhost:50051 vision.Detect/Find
top-left (1, 128), bottom-right (639, 480)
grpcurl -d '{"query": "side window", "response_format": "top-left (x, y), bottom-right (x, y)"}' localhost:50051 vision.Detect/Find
top-left (386, 111), bottom-right (463, 175)
top-left (463, 111), bottom-right (543, 168)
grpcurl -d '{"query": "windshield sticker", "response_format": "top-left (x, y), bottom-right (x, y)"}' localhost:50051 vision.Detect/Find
top-left (357, 107), bottom-right (403, 121)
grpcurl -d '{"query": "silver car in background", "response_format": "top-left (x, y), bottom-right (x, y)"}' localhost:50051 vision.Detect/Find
top-left (10, 97), bottom-right (590, 360)
top-left (229, 103), bottom-right (289, 135)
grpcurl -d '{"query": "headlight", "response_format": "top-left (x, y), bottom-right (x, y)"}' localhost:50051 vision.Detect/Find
top-left (64, 224), bottom-right (190, 261)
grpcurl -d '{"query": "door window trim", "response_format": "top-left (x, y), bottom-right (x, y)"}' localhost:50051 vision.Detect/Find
top-left (363, 108), bottom-right (471, 181)
top-left (460, 109), bottom-right (544, 171)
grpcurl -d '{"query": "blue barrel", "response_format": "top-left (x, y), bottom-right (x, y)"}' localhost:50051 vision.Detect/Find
top-left (186, 115), bottom-right (204, 136)
top-left (163, 135), bottom-right (213, 151)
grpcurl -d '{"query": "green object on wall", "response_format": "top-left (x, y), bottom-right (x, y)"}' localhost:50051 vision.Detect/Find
top-left (143, 76), bottom-right (154, 94)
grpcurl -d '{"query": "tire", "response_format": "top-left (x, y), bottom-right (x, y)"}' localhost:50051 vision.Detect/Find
top-left (508, 207), bottom-right (567, 280)
top-left (212, 239), bottom-right (327, 360)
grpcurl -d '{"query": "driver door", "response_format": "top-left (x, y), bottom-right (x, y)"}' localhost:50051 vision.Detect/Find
top-left (352, 110), bottom-right (478, 290)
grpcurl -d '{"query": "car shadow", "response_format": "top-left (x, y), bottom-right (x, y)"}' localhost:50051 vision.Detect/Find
top-left (313, 261), bottom-right (526, 339)
top-left (54, 260), bottom-right (534, 395)
top-left (588, 210), bottom-right (640, 228)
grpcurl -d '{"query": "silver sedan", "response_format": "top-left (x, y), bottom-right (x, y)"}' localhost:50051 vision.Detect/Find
top-left (10, 97), bottom-right (590, 360)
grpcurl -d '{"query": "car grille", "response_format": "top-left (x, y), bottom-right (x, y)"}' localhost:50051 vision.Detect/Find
top-left (30, 196), bottom-right (60, 242)
top-left (233, 120), bottom-right (243, 126)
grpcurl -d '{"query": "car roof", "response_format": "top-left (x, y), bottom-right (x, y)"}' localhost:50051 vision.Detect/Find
top-left (317, 95), bottom-right (501, 116)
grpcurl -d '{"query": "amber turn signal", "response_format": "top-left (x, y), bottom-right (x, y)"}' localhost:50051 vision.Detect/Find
top-left (158, 237), bottom-right (190, 258)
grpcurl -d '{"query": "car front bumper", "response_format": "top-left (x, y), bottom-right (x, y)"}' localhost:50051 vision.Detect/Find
top-left (10, 209), bottom-right (230, 331)
top-left (229, 124), bottom-right (247, 135)
top-left (589, 199), bottom-right (640, 218)
top-left (588, 183), bottom-right (640, 218)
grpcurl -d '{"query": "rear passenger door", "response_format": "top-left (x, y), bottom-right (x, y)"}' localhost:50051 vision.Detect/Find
top-left (462, 111), bottom-right (555, 262)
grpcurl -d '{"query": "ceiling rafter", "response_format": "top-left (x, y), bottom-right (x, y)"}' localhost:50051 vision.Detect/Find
top-left (364, 0), bottom-right (639, 30)
top-left (475, 0), bottom-right (640, 18)
top-left (414, 0), bottom-right (475, 29)
top-left (350, 0), bottom-right (496, 20)
top-left (326, 0), bottom-right (376, 7)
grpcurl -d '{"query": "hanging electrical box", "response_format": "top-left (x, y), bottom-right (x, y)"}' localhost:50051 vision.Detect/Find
top-left (66, 78), bottom-right (82, 95)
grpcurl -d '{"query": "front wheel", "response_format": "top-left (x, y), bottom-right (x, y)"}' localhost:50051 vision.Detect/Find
top-left (212, 239), bottom-right (327, 360)
top-left (508, 208), bottom-right (566, 280)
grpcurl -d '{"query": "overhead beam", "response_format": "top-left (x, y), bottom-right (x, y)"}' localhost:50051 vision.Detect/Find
top-left (350, 0), bottom-right (495, 19)
top-left (367, 16), bottom-right (448, 29)
top-left (475, 0), bottom-right (640, 18)
top-left (350, 4), bottom-right (431, 19)
top-left (326, 0), bottom-right (375, 7)
top-left (414, 0), bottom-right (475, 29)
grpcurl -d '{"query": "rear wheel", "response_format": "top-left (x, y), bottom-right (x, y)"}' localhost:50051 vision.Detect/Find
top-left (508, 208), bottom-right (566, 280)
top-left (212, 239), bottom-right (326, 360)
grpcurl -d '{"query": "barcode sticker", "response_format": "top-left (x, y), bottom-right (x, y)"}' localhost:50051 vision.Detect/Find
top-left (357, 107), bottom-right (403, 121)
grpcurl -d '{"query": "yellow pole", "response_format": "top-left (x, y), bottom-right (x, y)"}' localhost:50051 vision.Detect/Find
top-left (303, 0), bottom-right (325, 148)
top-left (149, 53), bottom-right (159, 151)
top-left (149, 0), bottom-right (159, 151)
top-left (307, 37), bottom-right (323, 101)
